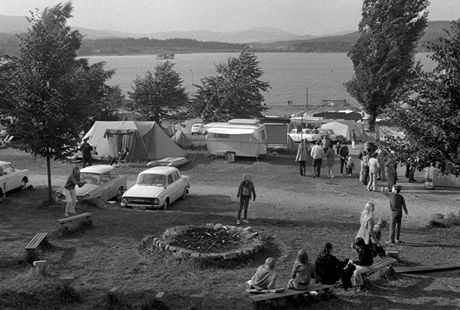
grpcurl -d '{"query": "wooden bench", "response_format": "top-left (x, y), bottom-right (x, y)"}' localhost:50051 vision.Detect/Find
top-left (57, 212), bottom-right (93, 235)
top-left (248, 283), bottom-right (336, 302)
top-left (25, 232), bottom-right (48, 262)
top-left (365, 256), bottom-right (397, 274)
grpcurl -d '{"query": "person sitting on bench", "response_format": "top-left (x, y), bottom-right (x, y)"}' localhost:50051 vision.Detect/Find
top-left (315, 243), bottom-right (349, 286)
top-left (287, 249), bottom-right (315, 290)
top-left (249, 257), bottom-right (278, 291)
top-left (351, 237), bottom-right (373, 292)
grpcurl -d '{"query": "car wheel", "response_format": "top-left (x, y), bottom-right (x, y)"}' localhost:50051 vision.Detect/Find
top-left (181, 188), bottom-right (187, 200)
top-left (116, 187), bottom-right (124, 202)
top-left (162, 198), bottom-right (169, 210)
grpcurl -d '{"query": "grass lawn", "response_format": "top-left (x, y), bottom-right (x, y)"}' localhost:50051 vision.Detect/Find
top-left (0, 147), bottom-right (459, 309)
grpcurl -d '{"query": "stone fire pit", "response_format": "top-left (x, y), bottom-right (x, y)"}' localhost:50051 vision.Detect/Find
top-left (149, 223), bottom-right (265, 262)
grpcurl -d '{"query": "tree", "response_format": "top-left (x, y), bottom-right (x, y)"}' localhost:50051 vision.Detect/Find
top-left (0, 55), bottom-right (18, 114)
top-left (190, 47), bottom-right (270, 122)
top-left (9, 3), bottom-right (117, 201)
top-left (346, 0), bottom-right (428, 132)
top-left (129, 61), bottom-right (188, 123)
top-left (385, 20), bottom-right (460, 175)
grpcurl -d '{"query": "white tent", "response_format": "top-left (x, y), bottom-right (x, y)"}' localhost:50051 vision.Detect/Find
top-left (320, 121), bottom-right (364, 142)
top-left (204, 119), bottom-right (267, 157)
top-left (82, 121), bottom-right (184, 161)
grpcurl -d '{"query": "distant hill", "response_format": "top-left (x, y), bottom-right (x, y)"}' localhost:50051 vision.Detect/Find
top-left (254, 21), bottom-right (453, 52)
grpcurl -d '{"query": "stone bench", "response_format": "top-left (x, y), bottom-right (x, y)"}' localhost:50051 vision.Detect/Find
top-left (57, 212), bottom-right (93, 235)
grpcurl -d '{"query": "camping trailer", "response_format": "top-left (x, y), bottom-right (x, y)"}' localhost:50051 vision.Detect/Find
top-left (204, 119), bottom-right (267, 158)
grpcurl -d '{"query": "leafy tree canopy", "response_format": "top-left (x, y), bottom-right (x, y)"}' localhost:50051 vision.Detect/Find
top-left (385, 20), bottom-right (460, 175)
top-left (346, 0), bottom-right (428, 131)
top-left (190, 47), bottom-right (270, 123)
top-left (129, 61), bottom-right (188, 124)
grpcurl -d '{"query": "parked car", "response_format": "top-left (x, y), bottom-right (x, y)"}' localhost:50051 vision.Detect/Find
top-left (0, 161), bottom-right (29, 201)
top-left (58, 165), bottom-right (127, 202)
top-left (191, 123), bottom-right (205, 135)
top-left (288, 128), bottom-right (321, 143)
top-left (121, 166), bottom-right (190, 210)
top-left (317, 129), bottom-right (345, 143)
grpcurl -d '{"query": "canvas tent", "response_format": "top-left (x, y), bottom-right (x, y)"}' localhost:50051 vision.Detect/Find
top-left (320, 121), bottom-right (364, 142)
top-left (82, 121), bottom-right (184, 162)
top-left (171, 129), bottom-right (192, 149)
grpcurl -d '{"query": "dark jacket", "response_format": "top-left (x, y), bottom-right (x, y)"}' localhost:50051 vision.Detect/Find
top-left (315, 253), bottom-right (348, 285)
top-left (237, 180), bottom-right (256, 200)
top-left (337, 145), bottom-right (349, 159)
top-left (80, 142), bottom-right (93, 158)
top-left (354, 245), bottom-right (373, 266)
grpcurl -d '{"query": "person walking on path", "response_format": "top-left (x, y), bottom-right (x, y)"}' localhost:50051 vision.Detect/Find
top-left (311, 140), bottom-right (324, 178)
top-left (64, 166), bottom-right (86, 217)
top-left (367, 154), bottom-right (379, 191)
top-left (236, 174), bottom-right (256, 225)
top-left (80, 137), bottom-right (93, 168)
top-left (337, 142), bottom-right (349, 176)
top-left (355, 202), bottom-right (377, 245)
top-left (351, 129), bottom-right (357, 150)
top-left (295, 140), bottom-right (308, 176)
top-left (325, 146), bottom-right (336, 179)
top-left (385, 185), bottom-right (408, 244)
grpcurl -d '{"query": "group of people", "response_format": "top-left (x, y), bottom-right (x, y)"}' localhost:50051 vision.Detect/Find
top-left (249, 239), bottom-right (375, 293)
top-left (296, 138), bottom-right (354, 179)
top-left (247, 185), bottom-right (409, 293)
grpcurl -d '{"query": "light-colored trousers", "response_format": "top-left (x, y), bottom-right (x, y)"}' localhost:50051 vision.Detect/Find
top-left (367, 171), bottom-right (378, 191)
top-left (352, 265), bottom-right (371, 287)
top-left (65, 188), bottom-right (77, 215)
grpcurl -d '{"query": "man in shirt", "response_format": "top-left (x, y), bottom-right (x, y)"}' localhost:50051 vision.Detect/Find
top-left (310, 140), bottom-right (324, 178)
top-left (367, 154), bottom-right (379, 191)
top-left (386, 185), bottom-right (408, 244)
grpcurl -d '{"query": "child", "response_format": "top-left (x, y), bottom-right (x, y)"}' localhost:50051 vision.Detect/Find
top-left (346, 156), bottom-right (354, 176)
top-left (288, 249), bottom-right (315, 290)
top-left (372, 218), bottom-right (387, 258)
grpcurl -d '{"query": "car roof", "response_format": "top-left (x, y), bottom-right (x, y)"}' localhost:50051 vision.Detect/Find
top-left (139, 166), bottom-right (178, 175)
top-left (80, 165), bottom-right (115, 174)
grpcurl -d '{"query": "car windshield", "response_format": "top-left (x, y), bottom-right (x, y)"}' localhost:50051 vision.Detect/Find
top-left (137, 173), bottom-right (166, 187)
top-left (80, 172), bottom-right (101, 185)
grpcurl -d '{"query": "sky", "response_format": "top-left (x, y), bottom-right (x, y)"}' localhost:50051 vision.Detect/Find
top-left (0, 0), bottom-right (459, 36)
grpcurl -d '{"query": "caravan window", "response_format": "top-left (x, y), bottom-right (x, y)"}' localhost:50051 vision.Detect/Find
top-left (214, 133), bottom-right (230, 138)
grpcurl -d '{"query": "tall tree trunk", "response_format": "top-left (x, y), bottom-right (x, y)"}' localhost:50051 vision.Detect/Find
top-left (46, 155), bottom-right (53, 202)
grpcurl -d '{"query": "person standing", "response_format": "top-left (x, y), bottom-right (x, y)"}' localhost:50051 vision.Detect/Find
top-left (64, 166), bottom-right (86, 217)
top-left (358, 149), bottom-right (370, 186)
top-left (385, 150), bottom-right (397, 191)
top-left (337, 142), bottom-right (349, 176)
top-left (355, 202), bottom-right (377, 245)
top-left (80, 138), bottom-right (93, 168)
top-left (386, 185), bottom-right (408, 244)
top-left (236, 174), bottom-right (256, 225)
top-left (325, 146), bottom-right (336, 179)
top-left (367, 154), bottom-right (379, 191)
top-left (351, 129), bottom-right (357, 150)
top-left (310, 140), bottom-right (324, 178)
top-left (295, 140), bottom-right (308, 176)
top-left (376, 145), bottom-right (387, 181)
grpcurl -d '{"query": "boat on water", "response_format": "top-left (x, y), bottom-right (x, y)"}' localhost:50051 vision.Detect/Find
top-left (156, 52), bottom-right (175, 59)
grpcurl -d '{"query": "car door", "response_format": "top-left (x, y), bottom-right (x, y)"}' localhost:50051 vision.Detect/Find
top-left (2, 164), bottom-right (19, 192)
top-left (100, 171), bottom-right (113, 200)
top-left (166, 173), bottom-right (178, 202)
top-left (172, 170), bottom-right (185, 199)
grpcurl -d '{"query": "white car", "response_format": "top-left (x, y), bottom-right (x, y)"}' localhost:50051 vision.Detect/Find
top-left (121, 166), bottom-right (190, 210)
top-left (191, 123), bottom-right (205, 135)
top-left (0, 161), bottom-right (29, 201)
top-left (58, 165), bottom-right (127, 202)
top-left (288, 128), bottom-right (321, 143)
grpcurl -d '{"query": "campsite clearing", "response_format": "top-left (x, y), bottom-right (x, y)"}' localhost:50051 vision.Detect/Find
top-left (0, 148), bottom-right (459, 310)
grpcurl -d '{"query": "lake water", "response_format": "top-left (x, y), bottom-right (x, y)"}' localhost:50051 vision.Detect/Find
top-left (86, 52), bottom-right (435, 113)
